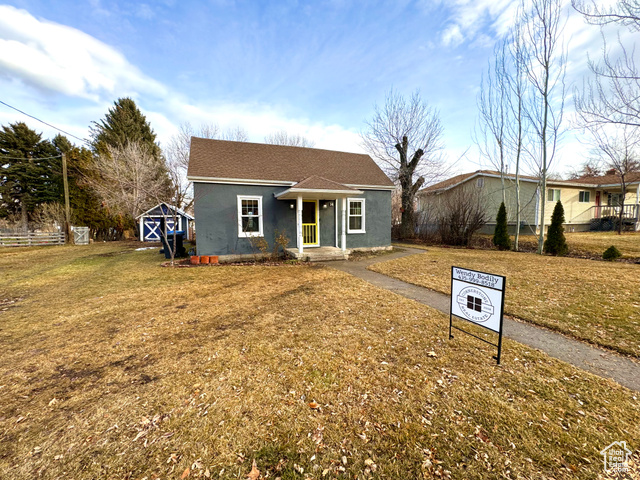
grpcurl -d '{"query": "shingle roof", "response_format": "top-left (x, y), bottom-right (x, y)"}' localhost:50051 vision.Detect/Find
top-left (291, 175), bottom-right (358, 191)
top-left (565, 172), bottom-right (640, 186)
top-left (420, 170), bottom-right (540, 193)
top-left (187, 138), bottom-right (394, 187)
top-left (420, 169), bottom-right (640, 194)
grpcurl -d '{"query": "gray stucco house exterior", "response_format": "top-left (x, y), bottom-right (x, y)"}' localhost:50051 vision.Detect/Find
top-left (187, 138), bottom-right (394, 261)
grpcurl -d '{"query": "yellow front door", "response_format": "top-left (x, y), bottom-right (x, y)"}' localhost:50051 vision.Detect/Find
top-left (302, 200), bottom-right (318, 245)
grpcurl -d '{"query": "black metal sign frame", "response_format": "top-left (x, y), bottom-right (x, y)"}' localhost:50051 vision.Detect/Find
top-left (449, 266), bottom-right (506, 364)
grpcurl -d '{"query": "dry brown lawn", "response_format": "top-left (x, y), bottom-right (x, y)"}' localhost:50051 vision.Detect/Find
top-left (500, 232), bottom-right (640, 259)
top-left (0, 243), bottom-right (638, 479)
top-left (374, 245), bottom-right (640, 357)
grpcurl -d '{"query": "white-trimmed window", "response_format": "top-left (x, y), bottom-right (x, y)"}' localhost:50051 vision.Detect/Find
top-left (237, 195), bottom-right (263, 237)
top-left (578, 191), bottom-right (590, 203)
top-left (547, 188), bottom-right (561, 202)
top-left (476, 177), bottom-right (484, 188)
top-left (347, 198), bottom-right (365, 233)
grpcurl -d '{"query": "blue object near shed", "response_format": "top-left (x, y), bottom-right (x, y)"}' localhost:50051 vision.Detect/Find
top-left (136, 203), bottom-right (194, 242)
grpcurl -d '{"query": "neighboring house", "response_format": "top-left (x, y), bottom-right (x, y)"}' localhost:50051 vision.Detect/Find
top-left (136, 203), bottom-right (194, 242)
top-left (186, 138), bottom-right (395, 261)
top-left (418, 170), bottom-right (640, 233)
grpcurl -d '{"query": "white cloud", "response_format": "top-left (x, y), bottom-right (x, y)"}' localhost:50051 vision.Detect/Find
top-left (441, 25), bottom-right (464, 47)
top-left (436, 0), bottom-right (516, 47)
top-left (0, 5), bottom-right (363, 154)
top-left (0, 5), bottom-right (166, 100)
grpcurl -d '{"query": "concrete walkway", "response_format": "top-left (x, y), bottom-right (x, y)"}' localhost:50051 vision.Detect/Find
top-left (321, 247), bottom-right (640, 392)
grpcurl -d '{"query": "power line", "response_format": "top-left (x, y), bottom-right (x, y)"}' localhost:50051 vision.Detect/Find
top-left (0, 154), bottom-right (62, 160)
top-left (0, 100), bottom-right (92, 146)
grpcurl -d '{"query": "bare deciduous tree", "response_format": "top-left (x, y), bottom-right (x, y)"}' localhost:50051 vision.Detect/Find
top-left (264, 130), bottom-right (315, 147)
top-left (164, 122), bottom-right (250, 210)
top-left (520, 0), bottom-right (568, 254)
top-left (573, 0), bottom-right (640, 128)
top-left (585, 123), bottom-right (640, 233)
top-left (475, 40), bottom-right (509, 205)
top-left (90, 142), bottom-right (171, 220)
top-left (362, 89), bottom-right (445, 238)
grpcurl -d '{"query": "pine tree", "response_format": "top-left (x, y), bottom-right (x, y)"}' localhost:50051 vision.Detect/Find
top-left (0, 122), bottom-right (61, 225)
top-left (493, 202), bottom-right (511, 250)
top-left (53, 135), bottom-right (130, 240)
top-left (543, 200), bottom-right (568, 256)
top-left (90, 98), bottom-right (161, 159)
top-left (89, 98), bottom-right (172, 219)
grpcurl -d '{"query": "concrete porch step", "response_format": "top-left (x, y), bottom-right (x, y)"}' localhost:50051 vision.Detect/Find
top-left (286, 247), bottom-right (350, 262)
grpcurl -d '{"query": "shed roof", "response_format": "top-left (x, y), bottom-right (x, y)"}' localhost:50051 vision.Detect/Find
top-left (187, 138), bottom-right (394, 188)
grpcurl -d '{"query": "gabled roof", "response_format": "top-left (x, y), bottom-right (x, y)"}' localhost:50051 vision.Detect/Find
top-left (136, 203), bottom-right (194, 220)
top-left (274, 175), bottom-right (364, 199)
top-left (187, 138), bottom-right (394, 188)
top-left (419, 169), bottom-right (640, 194)
top-left (291, 175), bottom-right (359, 191)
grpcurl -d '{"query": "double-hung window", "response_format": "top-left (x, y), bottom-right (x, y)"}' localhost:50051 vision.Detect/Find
top-left (578, 191), bottom-right (590, 203)
top-left (347, 198), bottom-right (365, 233)
top-left (237, 195), bottom-right (263, 237)
top-left (547, 189), bottom-right (561, 202)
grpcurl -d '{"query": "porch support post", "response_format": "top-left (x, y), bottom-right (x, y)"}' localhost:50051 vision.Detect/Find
top-left (297, 195), bottom-right (304, 255)
top-left (341, 197), bottom-right (347, 252)
top-left (335, 197), bottom-right (339, 247)
top-left (139, 217), bottom-right (144, 241)
top-left (636, 184), bottom-right (640, 230)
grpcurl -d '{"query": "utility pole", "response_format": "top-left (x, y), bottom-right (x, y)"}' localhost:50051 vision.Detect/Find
top-left (62, 152), bottom-right (73, 244)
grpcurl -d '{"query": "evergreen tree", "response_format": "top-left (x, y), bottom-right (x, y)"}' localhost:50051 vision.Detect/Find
top-left (53, 135), bottom-right (130, 239)
top-left (0, 122), bottom-right (61, 225)
top-left (543, 200), bottom-right (568, 256)
top-left (492, 202), bottom-right (511, 250)
top-left (89, 97), bottom-right (161, 159)
top-left (89, 98), bottom-right (172, 219)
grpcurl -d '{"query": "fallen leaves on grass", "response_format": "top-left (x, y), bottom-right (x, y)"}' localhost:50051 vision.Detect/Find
top-left (246, 460), bottom-right (260, 480)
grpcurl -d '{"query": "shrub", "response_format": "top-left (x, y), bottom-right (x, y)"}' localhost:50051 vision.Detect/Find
top-left (434, 188), bottom-right (487, 246)
top-left (602, 245), bottom-right (622, 261)
top-left (273, 229), bottom-right (290, 259)
top-left (543, 200), bottom-right (568, 256)
top-left (493, 202), bottom-right (511, 250)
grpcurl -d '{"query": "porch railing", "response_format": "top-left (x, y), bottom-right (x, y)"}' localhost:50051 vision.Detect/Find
top-left (592, 204), bottom-right (638, 219)
top-left (302, 223), bottom-right (317, 245)
top-left (589, 204), bottom-right (639, 231)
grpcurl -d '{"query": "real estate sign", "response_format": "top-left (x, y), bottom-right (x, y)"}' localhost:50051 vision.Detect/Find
top-left (449, 266), bottom-right (506, 364)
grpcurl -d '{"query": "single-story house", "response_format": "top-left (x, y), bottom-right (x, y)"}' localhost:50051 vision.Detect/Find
top-left (418, 170), bottom-right (640, 233)
top-left (186, 138), bottom-right (395, 261)
top-left (136, 203), bottom-right (194, 242)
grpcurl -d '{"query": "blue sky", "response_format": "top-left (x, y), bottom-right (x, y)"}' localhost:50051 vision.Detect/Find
top-left (0, 0), bottom-right (629, 176)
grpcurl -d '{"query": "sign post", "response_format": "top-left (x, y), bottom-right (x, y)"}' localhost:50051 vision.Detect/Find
top-left (449, 266), bottom-right (506, 364)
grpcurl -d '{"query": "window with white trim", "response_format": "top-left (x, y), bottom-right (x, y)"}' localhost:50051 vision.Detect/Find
top-left (237, 195), bottom-right (263, 237)
top-left (578, 191), bottom-right (590, 203)
top-left (547, 188), bottom-right (561, 202)
top-left (347, 198), bottom-right (365, 233)
top-left (476, 177), bottom-right (484, 188)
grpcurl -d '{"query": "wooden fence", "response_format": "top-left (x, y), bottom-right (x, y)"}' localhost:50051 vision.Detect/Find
top-left (0, 232), bottom-right (65, 247)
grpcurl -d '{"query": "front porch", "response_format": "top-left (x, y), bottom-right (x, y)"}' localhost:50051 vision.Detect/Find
top-left (275, 175), bottom-right (365, 256)
top-left (588, 204), bottom-right (640, 231)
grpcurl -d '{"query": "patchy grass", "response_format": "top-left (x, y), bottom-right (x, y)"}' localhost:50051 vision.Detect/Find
top-left (348, 247), bottom-right (402, 262)
top-left (376, 245), bottom-right (640, 357)
top-left (468, 232), bottom-right (640, 260)
top-left (0, 243), bottom-right (638, 479)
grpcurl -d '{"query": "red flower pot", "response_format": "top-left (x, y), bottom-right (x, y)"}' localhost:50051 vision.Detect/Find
top-left (209, 255), bottom-right (219, 264)
top-left (190, 255), bottom-right (200, 265)
top-left (200, 255), bottom-right (210, 264)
